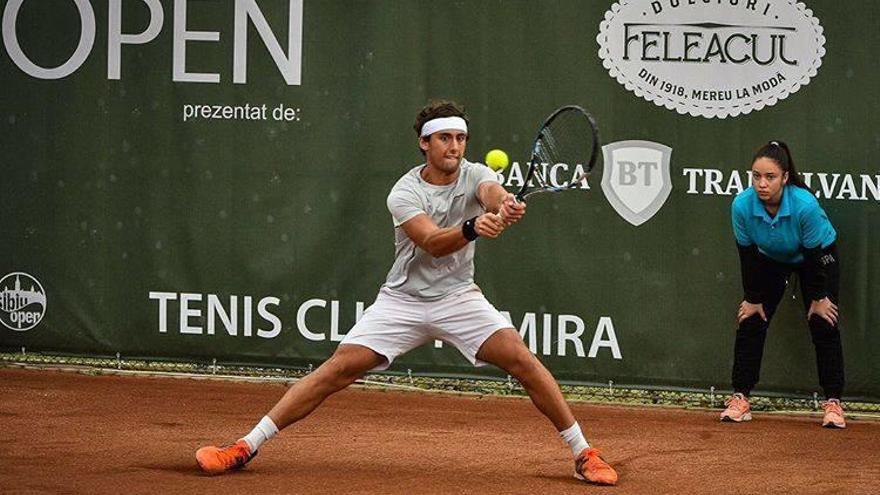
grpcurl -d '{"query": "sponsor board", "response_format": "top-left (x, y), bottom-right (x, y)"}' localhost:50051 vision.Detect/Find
top-left (597, 0), bottom-right (826, 118)
top-left (0, 272), bottom-right (46, 331)
top-left (602, 140), bottom-right (674, 226)
top-left (148, 292), bottom-right (623, 360)
top-left (1, 0), bottom-right (304, 84)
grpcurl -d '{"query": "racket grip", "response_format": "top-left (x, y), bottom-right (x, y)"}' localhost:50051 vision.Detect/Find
top-left (499, 195), bottom-right (521, 223)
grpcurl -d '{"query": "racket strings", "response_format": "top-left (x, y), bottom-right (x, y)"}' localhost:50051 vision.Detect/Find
top-left (533, 114), bottom-right (590, 189)
top-left (530, 146), bottom-right (550, 189)
top-left (549, 113), bottom-right (592, 166)
top-left (517, 106), bottom-right (598, 200)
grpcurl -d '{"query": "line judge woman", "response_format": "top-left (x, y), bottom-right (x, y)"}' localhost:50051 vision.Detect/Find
top-left (720, 140), bottom-right (846, 428)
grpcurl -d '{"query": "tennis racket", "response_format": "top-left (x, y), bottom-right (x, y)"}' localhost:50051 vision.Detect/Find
top-left (515, 105), bottom-right (599, 201)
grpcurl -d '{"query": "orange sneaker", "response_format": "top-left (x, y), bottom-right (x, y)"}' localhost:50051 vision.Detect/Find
top-left (720, 393), bottom-right (752, 422)
top-left (821, 399), bottom-right (846, 429)
top-left (574, 448), bottom-right (618, 486)
top-left (196, 439), bottom-right (257, 475)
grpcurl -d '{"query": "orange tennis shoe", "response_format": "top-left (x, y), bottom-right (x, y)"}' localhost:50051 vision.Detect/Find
top-left (821, 399), bottom-right (846, 429)
top-left (196, 439), bottom-right (256, 475)
top-left (574, 448), bottom-right (618, 485)
top-left (720, 393), bottom-right (752, 422)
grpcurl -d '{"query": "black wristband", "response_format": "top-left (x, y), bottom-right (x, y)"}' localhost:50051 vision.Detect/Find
top-left (462, 216), bottom-right (479, 242)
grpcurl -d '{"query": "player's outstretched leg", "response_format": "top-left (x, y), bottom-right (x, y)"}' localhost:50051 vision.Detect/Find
top-left (475, 329), bottom-right (618, 485)
top-left (196, 344), bottom-right (385, 475)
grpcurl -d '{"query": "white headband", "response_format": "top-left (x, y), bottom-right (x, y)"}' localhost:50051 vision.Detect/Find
top-left (420, 116), bottom-right (468, 137)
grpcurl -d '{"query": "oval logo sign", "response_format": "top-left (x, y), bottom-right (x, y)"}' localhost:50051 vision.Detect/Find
top-left (597, 0), bottom-right (826, 118)
top-left (0, 272), bottom-right (47, 331)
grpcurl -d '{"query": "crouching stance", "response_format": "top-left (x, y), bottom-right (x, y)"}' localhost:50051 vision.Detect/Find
top-left (196, 101), bottom-right (618, 485)
top-left (722, 141), bottom-right (846, 429)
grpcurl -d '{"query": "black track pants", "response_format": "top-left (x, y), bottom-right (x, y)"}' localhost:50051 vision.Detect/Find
top-left (731, 244), bottom-right (844, 399)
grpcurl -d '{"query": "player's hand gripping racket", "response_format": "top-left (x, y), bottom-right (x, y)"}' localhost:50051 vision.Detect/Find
top-left (515, 105), bottom-right (599, 201)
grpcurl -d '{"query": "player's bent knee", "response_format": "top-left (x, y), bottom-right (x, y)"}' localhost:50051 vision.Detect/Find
top-left (506, 352), bottom-right (544, 383)
top-left (320, 352), bottom-right (375, 388)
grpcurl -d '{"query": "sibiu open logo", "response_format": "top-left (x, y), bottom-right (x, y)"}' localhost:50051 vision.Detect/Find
top-left (0, 272), bottom-right (47, 331)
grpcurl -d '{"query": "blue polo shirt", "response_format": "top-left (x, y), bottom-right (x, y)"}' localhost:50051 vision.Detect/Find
top-left (731, 185), bottom-right (836, 264)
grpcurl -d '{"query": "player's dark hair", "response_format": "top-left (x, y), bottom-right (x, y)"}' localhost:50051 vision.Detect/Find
top-left (752, 140), bottom-right (810, 190)
top-left (414, 100), bottom-right (469, 155)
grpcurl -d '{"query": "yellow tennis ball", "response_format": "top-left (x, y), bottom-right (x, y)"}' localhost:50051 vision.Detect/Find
top-left (485, 149), bottom-right (509, 172)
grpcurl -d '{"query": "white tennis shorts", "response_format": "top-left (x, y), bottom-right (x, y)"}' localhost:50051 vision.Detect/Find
top-left (340, 286), bottom-right (511, 370)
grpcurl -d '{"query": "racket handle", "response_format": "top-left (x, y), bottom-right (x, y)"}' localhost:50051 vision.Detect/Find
top-left (499, 195), bottom-right (521, 224)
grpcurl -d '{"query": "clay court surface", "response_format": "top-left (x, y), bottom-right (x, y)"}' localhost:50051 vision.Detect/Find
top-left (1, 367), bottom-right (877, 494)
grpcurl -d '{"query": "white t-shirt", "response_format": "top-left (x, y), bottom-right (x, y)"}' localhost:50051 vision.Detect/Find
top-left (383, 159), bottom-right (500, 300)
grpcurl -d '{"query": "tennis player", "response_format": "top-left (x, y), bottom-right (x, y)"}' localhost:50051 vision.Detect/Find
top-left (721, 141), bottom-right (846, 428)
top-left (195, 100), bottom-right (618, 485)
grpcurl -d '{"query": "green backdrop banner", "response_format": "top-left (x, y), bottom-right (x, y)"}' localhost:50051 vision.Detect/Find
top-left (1, 0), bottom-right (877, 400)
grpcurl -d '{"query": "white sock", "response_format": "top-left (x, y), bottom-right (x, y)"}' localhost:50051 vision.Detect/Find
top-left (559, 422), bottom-right (590, 457)
top-left (242, 416), bottom-right (279, 452)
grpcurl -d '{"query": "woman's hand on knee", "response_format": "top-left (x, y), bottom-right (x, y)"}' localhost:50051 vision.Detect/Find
top-left (807, 297), bottom-right (838, 326)
top-left (737, 300), bottom-right (767, 323)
